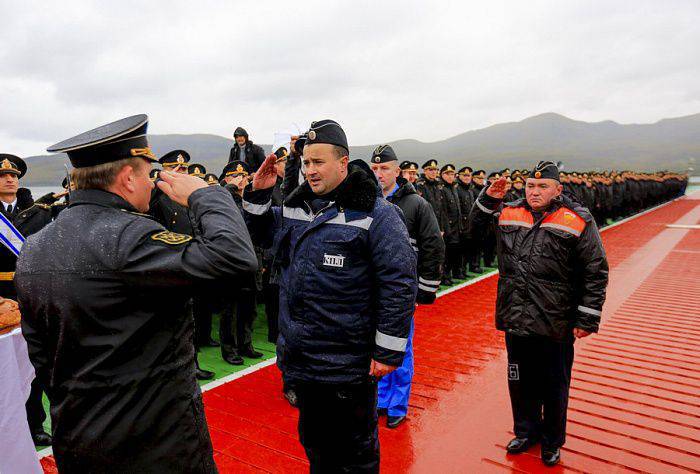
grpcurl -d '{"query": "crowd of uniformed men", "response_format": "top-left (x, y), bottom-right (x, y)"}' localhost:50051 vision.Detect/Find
top-left (0, 118), bottom-right (690, 471)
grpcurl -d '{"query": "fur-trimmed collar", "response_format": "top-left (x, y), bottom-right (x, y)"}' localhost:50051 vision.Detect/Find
top-left (284, 163), bottom-right (379, 213)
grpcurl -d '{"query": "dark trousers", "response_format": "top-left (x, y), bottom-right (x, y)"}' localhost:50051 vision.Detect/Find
top-left (460, 236), bottom-right (479, 271)
top-left (220, 288), bottom-right (256, 354)
top-left (296, 380), bottom-right (380, 473)
top-left (443, 242), bottom-right (462, 278)
top-left (193, 293), bottom-right (214, 346)
top-left (26, 378), bottom-right (47, 434)
top-left (505, 333), bottom-right (574, 449)
top-left (482, 233), bottom-right (496, 267)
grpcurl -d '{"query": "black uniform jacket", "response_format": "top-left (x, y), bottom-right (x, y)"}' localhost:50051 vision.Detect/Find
top-left (388, 178), bottom-right (445, 295)
top-left (456, 182), bottom-right (475, 240)
top-left (440, 182), bottom-right (461, 245)
top-left (16, 187), bottom-right (257, 473)
top-left (470, 190), bottom-right (608, 341)
top-left (149, 188), bottom-right (195, 235)
top-left (416, 178), bottom-right (449, 233)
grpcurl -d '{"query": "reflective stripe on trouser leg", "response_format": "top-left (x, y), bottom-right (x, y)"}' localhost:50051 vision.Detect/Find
top-left (377, 320), bottom-right (414, 417)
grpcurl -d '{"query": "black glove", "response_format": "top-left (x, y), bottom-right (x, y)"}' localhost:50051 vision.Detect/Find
top-left (416, 288), bottom-right (436, 305)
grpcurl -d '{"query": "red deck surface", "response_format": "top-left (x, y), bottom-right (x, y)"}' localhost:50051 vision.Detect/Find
top-left (40, 194), bottom-right (700, 473)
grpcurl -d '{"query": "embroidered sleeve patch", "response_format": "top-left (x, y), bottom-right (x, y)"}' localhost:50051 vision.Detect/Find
top-left (151, 230), bottom-right (192, 245)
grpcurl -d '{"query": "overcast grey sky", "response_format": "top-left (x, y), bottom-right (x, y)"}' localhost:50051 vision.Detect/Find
top-left (1, 0), bottom-right (699, 156)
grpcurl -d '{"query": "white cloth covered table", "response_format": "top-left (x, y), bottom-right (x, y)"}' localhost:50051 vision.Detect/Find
top-left (0, 327), bottom-right (43, 473)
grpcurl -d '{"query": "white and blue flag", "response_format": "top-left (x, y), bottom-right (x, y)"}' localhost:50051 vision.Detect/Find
top-left (0, 212), bottom-right (25, 257)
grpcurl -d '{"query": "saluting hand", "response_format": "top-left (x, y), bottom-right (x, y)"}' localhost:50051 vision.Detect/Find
top-left (369, 359), bottom-right (397, 378)
top-left (157, 170), bottom-right (208, 207)
top-left (486, 177), bottom-right (508, 199)
top-left (252, 154), bottom-right (278, 190)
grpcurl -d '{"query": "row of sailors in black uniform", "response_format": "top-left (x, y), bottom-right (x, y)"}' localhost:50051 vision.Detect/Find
top-left (0, 150), bottom-right (688, 446)
top-left (397, 160), bottom-right (688, 285)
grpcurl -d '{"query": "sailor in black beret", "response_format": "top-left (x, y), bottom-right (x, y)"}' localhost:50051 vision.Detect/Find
top-left (187, 164), bottom-right (206, 179)
top-left (204, 173), bottom-right (219, 186)
top-left (47, 114), bottom-right (157, 169)
top-left (531, 161), bottom-right (560, 181)
top-left (159, 150), bottom-right (190, 174)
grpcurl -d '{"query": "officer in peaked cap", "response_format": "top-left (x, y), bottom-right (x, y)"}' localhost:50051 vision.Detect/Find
top-left (216, 158), bottom-right (262, 366)
top-left (456, 166), bottom-right (479, 275)
top-left (16, 114), bottom-right (257, 473)
top-left (159, 149), bottom-right (190, 173)
top-left (439, 163), bottom-right (462, 283)
top-left (400, 160), bottom-right (420, 184)
top-left (204, 173), bottom-right (219, 186)
top-left (188, 163), bottom-right (207, 179)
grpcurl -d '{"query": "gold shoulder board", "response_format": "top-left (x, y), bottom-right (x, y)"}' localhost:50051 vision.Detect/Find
top-left (151, 230), bottom-right (192, 245)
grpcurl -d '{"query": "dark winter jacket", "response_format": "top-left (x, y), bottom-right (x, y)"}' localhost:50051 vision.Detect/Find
top-left (387, 178), bottom-right (444, 303)
top-left (456, 181), bottom-right (475, 239)
top-left (16, 187), bottom-right (257, 473)
top-left (416, 178), bottom-right (449, 233)
top-left (228, 140), bottom-right (266, 172)
top-left (469, 189), bottom-right (609, 341)
top-left (242, 164), bottom-right (417, 383)
top-left (440, 182), bottom-right (461, 245)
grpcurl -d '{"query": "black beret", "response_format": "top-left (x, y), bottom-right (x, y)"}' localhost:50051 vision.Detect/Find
top-left (47, 114), bottom-right (157, 169)
top-left (370, 145), bottom-right (397, 163)
top-left (422, 159), bottom-right (439, 170)
top-left (188, 163), bottom-right (207, 178)
top-left (0, 154), bottom-right (27, 178)
top-left (160, 150), bottom-right (190, 167)
top-left (219, 160), bottom-right (250, 181)
top-left (204, 173), bottom-right (219, 186)
top-left (296, 119), bottom-right (349, 154)
top-left (531, 161), bottom-right (560, 181)
top-left (458, 166), bottom-right (473, 175)
top-left (440, 164), bottom-right (456, 174)
top-left (233, 127), bottom-right (248, 138)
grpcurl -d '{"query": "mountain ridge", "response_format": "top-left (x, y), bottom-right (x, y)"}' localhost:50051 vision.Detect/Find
top-left (21, 112), bottom-right (699, 186)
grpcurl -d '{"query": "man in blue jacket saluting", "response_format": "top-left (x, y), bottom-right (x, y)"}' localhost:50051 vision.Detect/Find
top-left (243, 119), bottom-right (417, 473)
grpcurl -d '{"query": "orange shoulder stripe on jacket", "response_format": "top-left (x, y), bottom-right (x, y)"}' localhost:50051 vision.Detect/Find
top-left (499, 206), bottom-right (534, 228)
top-left (541, 207), bottom-right (586, 236)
